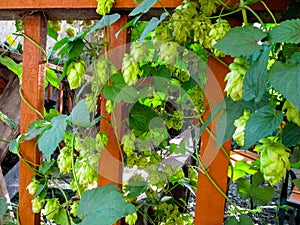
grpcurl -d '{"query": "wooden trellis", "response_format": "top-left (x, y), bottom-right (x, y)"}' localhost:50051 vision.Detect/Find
top-left (0, 0), bottom-right (291, 224)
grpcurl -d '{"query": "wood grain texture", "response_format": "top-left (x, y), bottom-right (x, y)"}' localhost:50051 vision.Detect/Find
top-left (18, 13), bottom-right (47, 225)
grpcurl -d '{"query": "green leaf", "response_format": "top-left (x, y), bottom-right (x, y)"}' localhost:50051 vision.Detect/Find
top-left (269, 19), bottom-right (300, 44)
top-left (128, 102), bottom-right (159, 133)
top-left (292, 178), bottom-right (300, 190)
top-left (70, 100), bottom-right (90, 127)
top-left (52, 37), bottom-right (69, 51)
top-left (53, 208), bottom-right (68, 225)
top-left (244, 105), bottom-right (283, 148)
top-left (0, 55), bottom-right (22, 79)
top-left (237, 178), bottom-right (252, 198)
top-left (0, 198), bottom-right (7, 219)
top-left (216, 98), bottom-right (255, 148)
top-left (116, 86), bottom-right (139, 103)
top-left (243, 46), bottom-right (270, 102)
top-left (214, 26), bottom-right (267, 57)
top-left (225, 216), bottom-right (238, 225)
top-left (125, 180), bottom-right (149, 198)
top-left (47, 26), bottom-right (59, 40)
top-left (38, 160), bottom-right (55, 174)
top-left (44, 109), bottom-right (61, 122)
top-left (103, 73), bottom-right (127, 101)
top-left (38, 115), bottom-right (68, 160)
top-left (46, 68), bottom-right (60, 89)
top-left (78, 184), bottom-right (136, 225)
top-left (25, 120), bottom-right (50, 140)
top-left (0, 111), bottom-right (16, 129)
top-left (229, 160), bottom-right (257, 181)
top-left (67, 39), bottom-right (84, 61)
top-left (9, 134), bottom-right (25, 154)
top-left (269, 62), bottom-right (300, 111)
top-left (282, 122), bottom-right (300, 147)
top-left (252, 185), bottom-right (274, 206)
top-left (139, 13), bottom-right (168, 41)
top-left (115, 15), bottom-right (142, 38)
top-left (239, 214), bottom-right (254, 225)
top-left (88, 13), bottom-right (121, 35)
top-left (129, 0), bottom-right (157, 16)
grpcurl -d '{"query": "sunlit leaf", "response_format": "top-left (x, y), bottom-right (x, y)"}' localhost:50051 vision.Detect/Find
top-left (269, 19), bottom-right (300, 44)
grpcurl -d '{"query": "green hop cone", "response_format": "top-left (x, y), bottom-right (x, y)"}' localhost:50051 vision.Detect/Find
top-left (122, 132), bottom-right (136, 156)
top-left (96, 0), bottom-right (115, 15)
top-left (27, 177), bottom-right (39, 195)
top-left (158, 42), bottom-right (179, 65)
top-left (232, 110), bottom-right (251, 146)
top-left (125, 212), bottom-right (138, 225)
top-left (75, 158), bottom-right (96, 187)
top-left (283, 100), bottom-right (300, 126)
top-left (94, 57), bottom-right (117, 85)
top-left (105, 100), bottom-right (114, 114)
top-left (57, 147), bottom-right (73, 174)
top-left (152, 23), bottom-right (172, 47)
top-left (96, 131), bottom-right (108, 151)
top-left (122, 53), bottom-right (140, 86)
top-left (255, 138), bottom-right (290, 185)
top-left (42, 198), bottom-right (61, 220)
top-left (67, 59), bottom-right (87, 90)
top-left (70, 201), bottom-right (79, 217)
top-left (65, 27), bottom-right (76, 37)
top-left (32, 196), bottom-right (45, 213)
top-left (130, 41), bottom-right (149, 62)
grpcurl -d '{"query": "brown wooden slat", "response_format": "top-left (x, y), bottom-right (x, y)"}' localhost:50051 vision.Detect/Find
top-left (18, 13), bottom-right (47, 225)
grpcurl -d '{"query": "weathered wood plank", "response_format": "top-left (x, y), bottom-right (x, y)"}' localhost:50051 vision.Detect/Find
top-left (4, 162), bottom-right (19, 200)
top-left (18, 13), bottom-right (47, 225)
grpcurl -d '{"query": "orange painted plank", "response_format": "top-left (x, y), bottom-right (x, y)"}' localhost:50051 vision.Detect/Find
top-left (194, 56), bottom-right (232, 225)
top-left (19, 13), bottom-right (47, 225)
top-left (98, 14), bottom-right (129, 188)
top-left (0, 0), bottom-right (182, 9)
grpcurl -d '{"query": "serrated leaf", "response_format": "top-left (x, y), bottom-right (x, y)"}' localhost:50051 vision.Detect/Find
top-left (53, 208), bottom-right (68, 225)
top-left (38, 115), bottom-right (68, 160)
top-left (225, 216), bottom-right (238, 225)
top-left (292, 178), bottom-right (300, 190)
top-left (129, 0), bottom-right (157, 16)
top-left (116, 86), bottom-right (139, 103)
top-left (0, 55), bottom-right (22, 79)
top-left (46, 68), bottom-right (59, 89)
top-left (252, 185), bottom-right (274, 206)
top-left (116, 15), bottom-right (142, 38)
top-left (139, 13), bottom-right (168, 41)
top-left (88, 13), bottom-right (121, 35)
top-left (244, 105), bottom-right (283, 148)
top-left (252, 171), bottom-right (264, 187)
top-left (52, 37), bottom-right (69, 51)
top-left (0, 198), bottom-right (7, 219)
top-left (243, 46), bottom-right (270, 102)
top-left (214, 26), bottom-right (267, 57)
top-left (25, 120), bottom-right (50, 140)
top-left (67, 39), bottom-right (84, 61)
top-left (229, 160), bottom-right (257, 181)
top-left (239, 214), bottom-right (254, 225)
top-left (269, 19), bottom-right (300, 44)
top-left (78, 184), bottom-right (136, 225)
top-left (237, 178), bottom-right (252, 199)
top-left (125, 180), bottom-right (149, 198)
top-left (38, 160), bottom-right (55, 174)
top-left (128, 102), bottom-right (159, 133)
top-left (269, 62), bottom-right (300, 111)
top-left (70, 100), bottom-right (90, 127)
top-left (282, 122), bottom-right (300, 147)
top-left (216, 98), bottom-right (255, 148)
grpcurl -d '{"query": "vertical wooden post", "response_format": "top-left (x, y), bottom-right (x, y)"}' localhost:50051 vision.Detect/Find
top-left (19, 13), bottom-right (47, 225)
top-left (98, 14), bottom-right (129, 187)
top-left (194, 57), bottom-right (232, 225)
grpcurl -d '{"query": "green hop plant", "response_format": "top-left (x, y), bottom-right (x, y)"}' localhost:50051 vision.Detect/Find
top-left (105, 99), bottom-right (114, 114)
top-left (152, 23), bottom-right (172, 47)
top-left (94, 57), bottom-right (117, 86)
top-left (70, 201), bottom-right (79, 217)
top-left (125, 212), bottom-right (138, 225)
top-left (96, 131), bottom-right (108, 151)
top-left (130, 41), bottom-right (149, 62)
top-left (27, 177), bottom-right (39, 195)
top-left (255, 137), bottom-right (290, 185)
top-left (158, 42), bottom-right (179, 65)
top-left (224, 57), bottom-right (250, 101)
top-left (165, 111), bottom-right (184, 131)
top-left (42, 198), bottom-right (61, 220)
top-left (48, 20), bottom-right (62, 32)
top-left (65, 27), bottom-right (76, 37)
top-left (122, 53), bottom-right (141, 86)
top-left (232, 109), bottom-right (251, 146)
top-left (283, 100), bottom-right (300, 126)
top-left (199, 0), bottom-right (217, 16)
top-left (67, 59), bottom-right (87, 90)
top-left (96, 0), bottom-right (115, 15)
top-left (32, 196), bottom-right (45, 213)
top-left (57, 147), bottom-right (73, 174)
top-left (75, 158), bottom-right (96, 187)
top-left (122, 132), bottom-right (136, 156)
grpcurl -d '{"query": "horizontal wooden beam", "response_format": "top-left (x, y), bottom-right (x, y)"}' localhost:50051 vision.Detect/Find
top-left (0, 0), bottom-right (290, 20)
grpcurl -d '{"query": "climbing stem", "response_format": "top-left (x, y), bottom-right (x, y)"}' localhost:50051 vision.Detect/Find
top-left (259, 0), bottom-right (277, 24)
top-left (70, 133), bottom-right (81, 198)
top-left (19, 87), bottom-right (44, 120)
